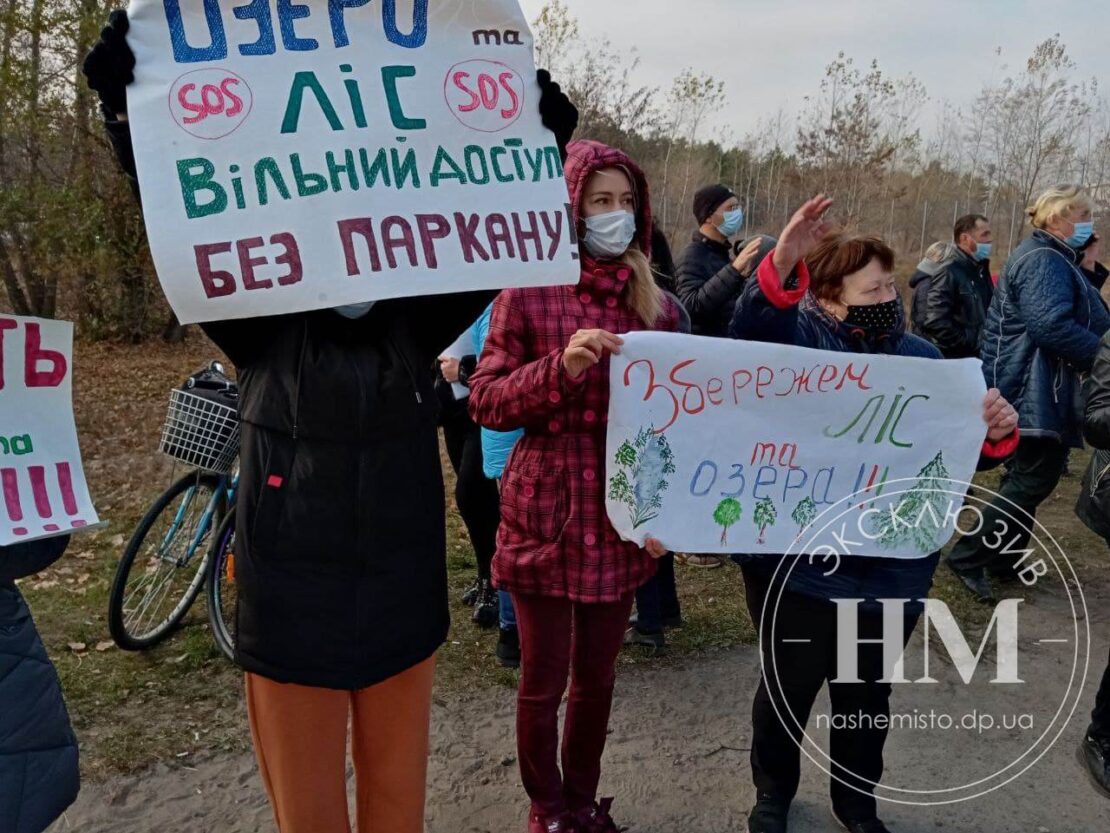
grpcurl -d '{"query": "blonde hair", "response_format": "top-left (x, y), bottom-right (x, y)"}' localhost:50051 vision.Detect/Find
top-left (924, 241), bottom-right (953, 263)
top-left (620, 246), bottom-right (664, 326)
top-left (1027, 184), bottom-right (1094, 230)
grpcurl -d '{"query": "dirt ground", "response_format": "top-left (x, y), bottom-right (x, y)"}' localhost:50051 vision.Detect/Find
top-left (23, 337), bottom-right (1110, 832)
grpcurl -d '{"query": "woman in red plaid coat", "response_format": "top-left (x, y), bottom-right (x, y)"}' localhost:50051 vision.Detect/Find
top-left (469, 140), bottom-right (679, 833)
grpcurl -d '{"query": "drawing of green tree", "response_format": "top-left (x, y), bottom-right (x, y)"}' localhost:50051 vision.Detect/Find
top-left (753, 496), bottom-right (778, 544)
top-left (713, 498), bottom-right (743, 545)
top-left (791, 496), bottom-right (817, 541)
top-left (868, 451), bottom-right (952, 552)
top-left (608, 427), bottom-right (677, 529)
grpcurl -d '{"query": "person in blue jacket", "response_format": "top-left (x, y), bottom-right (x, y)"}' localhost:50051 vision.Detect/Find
top-left (948, 185), bottom-right (1110, 602)
top-left (0, 535), bottom-right (80, 833)
top-left (471, 301), bottom-right (525, 668)
top-left (729, 196), bottom-right (1019, 833)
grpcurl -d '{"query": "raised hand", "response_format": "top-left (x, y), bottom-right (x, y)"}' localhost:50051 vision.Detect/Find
top-left (562, 329), bottom-right (623, 380)
top-left (982, 388), bottom-right (1018, 443)
top-left (771, 195), bottom-right (835, 279)
top-left (82, 9), bottom-right (135, 118)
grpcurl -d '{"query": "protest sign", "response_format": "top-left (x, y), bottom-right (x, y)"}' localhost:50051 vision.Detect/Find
top-left (606, 332), bottom-right (988, 558)
top-left (126, 0), bottom-right (579, 324)
top-left (0, 316), bottom-right (100, 545)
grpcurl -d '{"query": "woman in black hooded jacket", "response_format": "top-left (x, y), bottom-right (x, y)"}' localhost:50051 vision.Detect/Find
top-left (83, 11), bottom-right (578, 832)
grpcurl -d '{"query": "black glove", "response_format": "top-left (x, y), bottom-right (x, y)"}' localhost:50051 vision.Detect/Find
top-left (83, 9), bottom-right (135, 117)
top-left (537, 69), bottom-right (578, 162)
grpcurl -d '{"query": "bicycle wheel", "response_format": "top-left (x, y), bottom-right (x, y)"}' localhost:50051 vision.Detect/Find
top-left (108, 471), bottom-right (226, 650)
top-left (205, 506), bottom-right (238, 663)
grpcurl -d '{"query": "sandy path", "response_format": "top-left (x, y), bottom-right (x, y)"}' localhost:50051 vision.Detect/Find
top-left (52, 589), bottom-right (1110, 833)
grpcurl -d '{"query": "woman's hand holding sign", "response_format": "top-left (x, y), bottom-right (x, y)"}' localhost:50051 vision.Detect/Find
top-left (563, 329), bottom-right (623, 380)
top-left (982, 388), bottom-right (1018, 443)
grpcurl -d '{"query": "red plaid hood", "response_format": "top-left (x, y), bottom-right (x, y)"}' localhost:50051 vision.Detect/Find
top-left (564, 139), bottom-right (653, 260)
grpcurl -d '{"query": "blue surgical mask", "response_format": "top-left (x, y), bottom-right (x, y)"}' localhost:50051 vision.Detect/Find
top-left (1068, 221), bottom-right (1095, 249)
top-left (975, 242), bottom-right (993, 261)
top-left (333, 302), bottom-right (375, 319)
top-left (718, 207), bottom-right (744, 238)
top-left (582, 210), bottom-right (637, 259)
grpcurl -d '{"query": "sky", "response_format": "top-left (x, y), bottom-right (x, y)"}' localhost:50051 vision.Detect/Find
top-left (516, 0), bottom-right (1110, 143)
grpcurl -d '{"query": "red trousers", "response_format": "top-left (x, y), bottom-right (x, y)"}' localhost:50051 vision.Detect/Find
top-left (511, 592), bottom-right (635, 816)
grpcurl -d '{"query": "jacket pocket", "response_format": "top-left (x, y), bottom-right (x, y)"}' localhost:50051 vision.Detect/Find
top-left (248, 433), bottom-right (296, 559)
top-left (501, 463), bottom-right (568, 542)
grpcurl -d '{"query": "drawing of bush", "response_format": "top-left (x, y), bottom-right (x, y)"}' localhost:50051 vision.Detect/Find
top-left (791, 496), bottom-right (817, 541)
top-left (713, 498), bottom-right (743, 545)
top-left (608, 427), bottom-right (677, 529)
top-left (753, 496), bottom-right (778, 544)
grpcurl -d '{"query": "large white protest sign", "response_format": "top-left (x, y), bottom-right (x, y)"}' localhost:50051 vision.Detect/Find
top-left (0, 316), bottom-right (100, 545)
top-left (606, 332), bottom-right (988, 559)
top-left (126, 0), bottom-right (578, 324)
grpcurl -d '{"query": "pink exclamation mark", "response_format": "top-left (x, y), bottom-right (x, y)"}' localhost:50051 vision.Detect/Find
top-left (2, 467), bottom-right (27, 536)
top-left (56, 462), bottom-right (79, 515)
top-left (28, 465), bottom-right (52, 519)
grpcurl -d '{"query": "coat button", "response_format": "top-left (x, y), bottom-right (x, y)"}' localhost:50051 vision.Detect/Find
top-left (548, 420), bottom-right (561, 433)
top-left (584, 533), bottom-right (597, 547)
top-left (617, 268), bottom-right (631, 281)
top-left (583, 469), bottom-right (596, 482)
top-left (583, 409), bottom-right (597, 423)
top-left (548, 390), bottom-right (561, 404)
top-left (524, 485), bottom-right (536, 498)
top-left (579, 292), bottom-right (592, 305)
top-left (605, 297), bottom-right (618, 308)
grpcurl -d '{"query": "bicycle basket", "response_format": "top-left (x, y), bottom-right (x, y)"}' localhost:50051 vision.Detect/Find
top-left (159, 388), bottom-right (241, 474)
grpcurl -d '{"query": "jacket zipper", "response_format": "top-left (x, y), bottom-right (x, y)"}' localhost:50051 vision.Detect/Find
top-left (387, 334), bottom-right (423, 404)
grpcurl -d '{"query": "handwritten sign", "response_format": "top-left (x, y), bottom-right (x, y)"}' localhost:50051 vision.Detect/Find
top-left (126, 0), bottom-right (578, 324)
top-left (606, 332), bottom-right (988, 559)
top-left (0, 316), bottom-right (99, 545)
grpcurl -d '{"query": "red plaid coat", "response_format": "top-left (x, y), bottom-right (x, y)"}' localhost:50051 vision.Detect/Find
top-left (468, 140), bottom-right (680, 603)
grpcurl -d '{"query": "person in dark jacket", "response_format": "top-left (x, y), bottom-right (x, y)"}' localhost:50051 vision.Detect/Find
top-left (0, 535), bottom-right (80, 833)
top-left (1081, 234), bottom-right (1109, 295)
top-left (83, 12), bottom-right (578, 833)
top-left (729, 197), bottom-right (1019, 833)
top-left (908, 241), bottom-right (957, 336)
top-left (1075, 330), bottom-right (1110, 797)
top-left (948, 185), bottom-right (1110, 603)
top-left (921, 214), bottom-right (995, 358)
top-left (675, 184), bottom-right (767, 336)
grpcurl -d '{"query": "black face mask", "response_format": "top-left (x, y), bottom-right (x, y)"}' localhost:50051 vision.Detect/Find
top-left (843, 298), bottom-right (901, 333)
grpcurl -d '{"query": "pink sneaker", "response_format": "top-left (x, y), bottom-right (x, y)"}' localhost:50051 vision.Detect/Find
top-left (528, 810), bottom-right (578, 833)
top-left (574, 798), bottom-right (626, 833)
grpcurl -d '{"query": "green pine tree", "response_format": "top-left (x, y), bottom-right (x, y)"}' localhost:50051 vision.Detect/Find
top-left (869, 451), bottom-right (952, 552)
top-left (608, 426), bottom-right (677, 529)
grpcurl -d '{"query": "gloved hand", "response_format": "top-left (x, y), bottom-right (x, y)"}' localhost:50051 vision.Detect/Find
top-left (536, 69), bottom-right (578, 162)
top-left (82, 9), bottom-right (135, 118)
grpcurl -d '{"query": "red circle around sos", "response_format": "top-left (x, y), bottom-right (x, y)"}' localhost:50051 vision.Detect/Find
top-left (168, 68), bottom-right (254, 140)
top-left (443, 59), bottom-right (527, 133)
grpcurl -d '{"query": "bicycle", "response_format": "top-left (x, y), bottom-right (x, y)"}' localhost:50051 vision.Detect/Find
top-left (107, 362), bottom-right (241, 658)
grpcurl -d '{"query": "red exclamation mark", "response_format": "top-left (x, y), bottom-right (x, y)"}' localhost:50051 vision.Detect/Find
top-left (566, 203), bottom-right (579, 261)
top-left (2, 467), bottom-right (27, 536)
top-left (28, 465), bottom-right (52, 519)
top-left (56, 461), bottom-right (79, 515)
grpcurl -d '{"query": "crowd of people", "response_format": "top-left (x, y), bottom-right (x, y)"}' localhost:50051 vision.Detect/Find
top-left (4, 9), bottom-right (1110, 833)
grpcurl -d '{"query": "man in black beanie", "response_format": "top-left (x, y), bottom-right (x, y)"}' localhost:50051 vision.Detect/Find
top-left (677, 184), bottom-right (765, 337)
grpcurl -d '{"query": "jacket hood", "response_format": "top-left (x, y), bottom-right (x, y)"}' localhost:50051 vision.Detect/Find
top-left (1031, 228), bottom-right (1082, 264)
top-left (912, 242), bottom-right (960, 282)
top-left (564, 139), bottom-right (653, 259)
